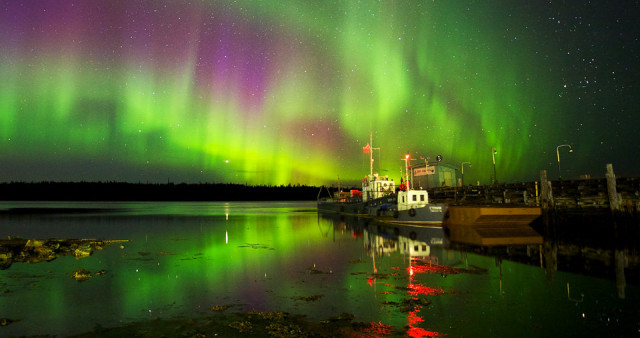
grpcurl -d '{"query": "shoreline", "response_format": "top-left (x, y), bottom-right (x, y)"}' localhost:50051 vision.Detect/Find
top-left (0, 182), bottom-right (329, 202)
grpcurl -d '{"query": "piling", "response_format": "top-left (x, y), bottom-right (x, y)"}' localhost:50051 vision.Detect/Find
top-left (606, 163), bottom-right (622, 214)
top-left (539, 170), bottom-right (554, 209)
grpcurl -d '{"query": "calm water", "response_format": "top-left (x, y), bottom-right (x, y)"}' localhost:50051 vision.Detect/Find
top-left (0, 201), bottom-right (638, 336)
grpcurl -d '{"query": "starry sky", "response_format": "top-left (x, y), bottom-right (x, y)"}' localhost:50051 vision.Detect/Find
top-left (1, 0), bottom-right (638, 185)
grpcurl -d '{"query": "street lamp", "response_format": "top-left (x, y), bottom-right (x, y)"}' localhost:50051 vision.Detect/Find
top-left (461, 162), bottom-right (472, 185)
top-left (556, 144), bottom-right (573, 180)
top-left (491, 147), bottom-right (498, 184)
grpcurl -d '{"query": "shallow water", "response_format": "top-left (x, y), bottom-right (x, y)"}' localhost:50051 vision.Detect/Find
top-left (0, 201), bottom-right (638, 336)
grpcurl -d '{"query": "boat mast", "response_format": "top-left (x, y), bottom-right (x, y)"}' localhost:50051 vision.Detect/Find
top-left (369, 132), bottom-right (373, 177)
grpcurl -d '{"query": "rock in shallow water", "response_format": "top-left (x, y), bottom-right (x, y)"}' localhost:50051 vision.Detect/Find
top-left (72, 269), bottom-right (93, 282)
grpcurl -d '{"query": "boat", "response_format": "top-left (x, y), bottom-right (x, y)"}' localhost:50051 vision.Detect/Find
top-left (366, 153), bottom-right (447, 225)
top-left (317, 133), bottom-right (446, 226)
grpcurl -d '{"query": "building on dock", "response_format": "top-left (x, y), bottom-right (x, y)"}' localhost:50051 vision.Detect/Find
top-left (411, 162), bottom-right (458, 189)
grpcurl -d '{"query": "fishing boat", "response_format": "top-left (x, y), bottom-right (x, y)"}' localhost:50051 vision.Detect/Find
top-left (368, 153), bottom-right (447, 225)
top-left (316, 133), bottom-right (394, 215)
top-left (317, 133), bottom-right (446, 226)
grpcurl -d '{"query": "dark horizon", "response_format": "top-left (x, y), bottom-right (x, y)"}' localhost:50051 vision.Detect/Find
top-left (0, 181), bottom-right (329, 202)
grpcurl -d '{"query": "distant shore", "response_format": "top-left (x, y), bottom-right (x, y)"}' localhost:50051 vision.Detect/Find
top-left (0, 182), bottom-right (342, 201)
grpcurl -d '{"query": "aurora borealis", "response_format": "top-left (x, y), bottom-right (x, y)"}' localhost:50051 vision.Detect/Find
top-left (1, 1), bottom-right (638, 185)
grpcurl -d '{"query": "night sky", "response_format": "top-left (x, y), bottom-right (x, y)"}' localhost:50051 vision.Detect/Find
top-left (1, 1), bottom-right (638, 185)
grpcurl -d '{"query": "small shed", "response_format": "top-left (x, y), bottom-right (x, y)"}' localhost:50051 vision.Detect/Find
top-left (410, 162), bottom-right (458, 189)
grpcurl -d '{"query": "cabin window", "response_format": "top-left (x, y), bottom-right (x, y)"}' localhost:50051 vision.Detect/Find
top-left (422, 245), bottom-right (427, 251)
top-left (402, 196), bottom-right (405, 203)
top-left (412, 195), bottom-right (417, 202)
top-left (414, 245), bottom-right (419, 251)
top-left (420, 194), bottom-right (425, 201)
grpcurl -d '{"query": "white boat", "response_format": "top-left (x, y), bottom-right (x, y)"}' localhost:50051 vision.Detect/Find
top-left (318, 133), bottom-right (446, 226)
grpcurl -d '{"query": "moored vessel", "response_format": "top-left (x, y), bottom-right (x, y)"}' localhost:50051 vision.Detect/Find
top-left (368, 153), bottom-right (447, 225)
top-left (317, 133), bottom-right (446, 226)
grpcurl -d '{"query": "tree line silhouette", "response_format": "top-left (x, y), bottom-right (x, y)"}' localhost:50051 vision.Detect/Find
top-left (0, 182), bottom-right (336, 201)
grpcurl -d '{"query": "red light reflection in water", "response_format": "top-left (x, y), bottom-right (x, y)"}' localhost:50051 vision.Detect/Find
top-left (365, 258), bottom-right (460, 336)
top-left (407, 309), bottom-right (445, 337)
top-left (408, 309), bottom-right (424, 326)
top-left (403, 258), bottom-right (455, 336)
top-left (405, 265), bottom-right (456, 296)
top-left (408, 257), bottom-right (485, 276)
top-left (357, 321), bottom-right (395, 337)
top-left (407, 283), bottom-right (450, 296)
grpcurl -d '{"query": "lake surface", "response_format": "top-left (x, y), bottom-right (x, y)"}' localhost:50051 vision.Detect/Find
top-left (0, 201), bottom-right (638, 336)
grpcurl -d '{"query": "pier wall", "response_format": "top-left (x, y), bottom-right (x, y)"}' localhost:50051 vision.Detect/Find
top-left (428, 165), bottom-right (640, 218)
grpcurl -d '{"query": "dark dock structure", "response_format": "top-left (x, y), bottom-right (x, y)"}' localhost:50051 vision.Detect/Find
top-left (425, 164), bottom-right (639, 298)
top-left (428, 164), bottom-right (639, 219)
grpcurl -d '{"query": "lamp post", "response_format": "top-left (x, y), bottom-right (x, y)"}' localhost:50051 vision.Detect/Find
top-left (461, 162), bottom-right (471, 185)
top-left (491, 147), bottom-right (497, 184)
top-left (404, 154), bottom-right (410, 190)
top-left (556, 144), bottom-right (573, 180)
top-left (401, 153), bottom-right (416, 190)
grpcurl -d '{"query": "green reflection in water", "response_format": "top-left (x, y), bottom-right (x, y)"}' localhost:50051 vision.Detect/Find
top-left (0, 202), bottom-right (638, 337)
top-left (113, 212), bottom-right (349, 321)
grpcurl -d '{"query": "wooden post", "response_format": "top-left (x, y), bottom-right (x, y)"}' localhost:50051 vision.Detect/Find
top-left (615, 249), bottom-right (627, 299)
top-left (540, 170), bottom-right (554, 209)
top-left (605, 163), bottom-right (622, 213)
top-left (454, 187), bottom-right (458, 204)
top-left (540, 171), bottom-right (547, 208)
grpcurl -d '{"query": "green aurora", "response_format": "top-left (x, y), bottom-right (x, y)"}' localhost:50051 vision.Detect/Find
top-left (1, 1), bottom-right (637, 185)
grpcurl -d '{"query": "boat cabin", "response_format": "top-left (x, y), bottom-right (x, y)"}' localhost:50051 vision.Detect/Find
top-left (397, 190), bottom-right (429, 211)
top-left (333, 191), bottom-right (351, 202)
top-left (362, 174), bottom-right (395, 202)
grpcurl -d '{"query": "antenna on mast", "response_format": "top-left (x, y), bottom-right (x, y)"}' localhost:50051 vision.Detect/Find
top-left (369, 131), bottom-right (373, 176)
top-left (362, 131), bottom-right (380, 177)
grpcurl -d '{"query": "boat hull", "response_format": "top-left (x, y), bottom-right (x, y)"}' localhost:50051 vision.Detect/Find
top-left (377, 203), bottom-right (447, 225)
top-left (317, 197), bottom-right (447, 226)
top-left (317, 193), bottom-right (394, 215)
top-left (317, 200), bottom-right (365, 215)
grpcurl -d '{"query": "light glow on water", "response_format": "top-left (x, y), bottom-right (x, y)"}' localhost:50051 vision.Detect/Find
top-left (0, 201), bottom-right (637, 336)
